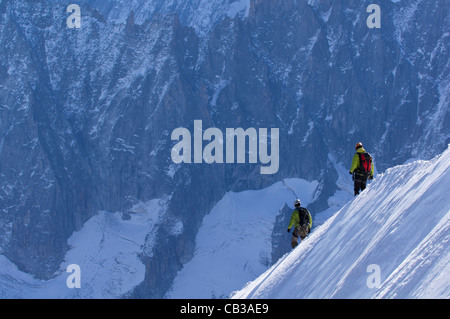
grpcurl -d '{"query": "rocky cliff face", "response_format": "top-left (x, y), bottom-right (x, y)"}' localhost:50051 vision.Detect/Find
top-left (0, 0), bottom-right (448, 297)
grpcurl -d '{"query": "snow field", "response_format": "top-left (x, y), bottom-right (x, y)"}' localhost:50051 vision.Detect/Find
top-left (232, 146), bottom-right (450, 299)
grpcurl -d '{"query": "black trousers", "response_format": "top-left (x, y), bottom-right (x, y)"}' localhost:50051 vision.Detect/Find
top-left (354, 173), bottom-right (368, 196)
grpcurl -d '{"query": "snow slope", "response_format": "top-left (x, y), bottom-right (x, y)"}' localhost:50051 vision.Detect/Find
top-left (232, 146), bottom-right (450, 299)
top-left (166, 178), bottom-right (319, 298)
top-left (0, 196), bottom-right (170, 298)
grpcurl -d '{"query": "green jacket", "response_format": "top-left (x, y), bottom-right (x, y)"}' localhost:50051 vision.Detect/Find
top-left (288, 207), bottom-right (312, 229)
top-left (350, 147), bottom-right (374, 177)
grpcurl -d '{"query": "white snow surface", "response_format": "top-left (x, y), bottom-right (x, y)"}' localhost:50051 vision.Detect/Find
top-left (232, 146), bottom-right (450, 299)
top-left (165, 178), bottom-right (319, 298)
top-left (0, 196), bottom-right (170, 298)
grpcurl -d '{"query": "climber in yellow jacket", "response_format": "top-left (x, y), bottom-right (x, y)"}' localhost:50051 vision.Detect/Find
top-left (287, 199), bottom-right (312, 249)
top-left (349, 142), bottom-right (374, 196)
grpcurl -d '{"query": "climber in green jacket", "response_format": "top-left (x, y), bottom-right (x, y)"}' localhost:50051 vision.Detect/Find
top-left (349, 142), bottom-right (374, 196)
top-left (287, 199), bottom-right (312, 249)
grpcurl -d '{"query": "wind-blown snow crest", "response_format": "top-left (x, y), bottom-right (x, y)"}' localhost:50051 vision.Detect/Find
top-left (232, 146), bottom-right (450, 299)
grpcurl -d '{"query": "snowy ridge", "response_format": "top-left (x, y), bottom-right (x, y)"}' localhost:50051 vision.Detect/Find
top-left (232, 146), bottom-right (450, 299)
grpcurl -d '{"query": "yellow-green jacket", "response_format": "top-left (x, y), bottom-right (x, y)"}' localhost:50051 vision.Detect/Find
top-left (350, 147), bottom-right (374, 177)
top-left (288, 207), bottom-right (312, 229)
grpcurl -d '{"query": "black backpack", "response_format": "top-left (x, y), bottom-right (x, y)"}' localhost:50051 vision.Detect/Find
top-left (358, 152), bottom-right (372, 176)
top-left (296, 207), bottom-right (310, 227)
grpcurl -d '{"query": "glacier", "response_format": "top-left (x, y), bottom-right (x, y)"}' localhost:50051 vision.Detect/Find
top-left (232, 146), bottom-right (450, 299)
top-left (0, 196), bottom-right (170, 298)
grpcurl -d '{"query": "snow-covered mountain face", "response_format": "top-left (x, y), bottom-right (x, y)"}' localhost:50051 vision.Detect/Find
top-left (232, 146), bottom-right (450, 299)
top-left (0, 0), bottom-right (448, 298)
